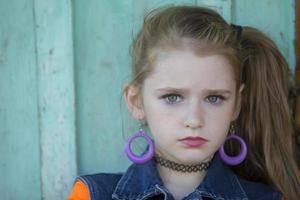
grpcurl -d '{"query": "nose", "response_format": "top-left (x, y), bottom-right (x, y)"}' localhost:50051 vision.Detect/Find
top-left (183, 101), bottom-right (205, 129)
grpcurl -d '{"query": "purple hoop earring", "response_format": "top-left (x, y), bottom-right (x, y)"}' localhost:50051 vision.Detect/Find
top-left (124, 130), bottom-right (154, 164)
top-left (219, 124), bottom-right (247, 166)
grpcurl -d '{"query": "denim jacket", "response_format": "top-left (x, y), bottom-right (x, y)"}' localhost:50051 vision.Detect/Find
top-left (76, 154), bottom-right (282, 200)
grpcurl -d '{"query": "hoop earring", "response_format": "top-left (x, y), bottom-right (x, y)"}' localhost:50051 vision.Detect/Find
top-left (219, 123), bottom-right (247, 166)
top-left (124, 121), bottom-right (154, 164)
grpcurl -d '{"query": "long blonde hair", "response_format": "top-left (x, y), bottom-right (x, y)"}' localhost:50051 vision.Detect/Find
top-left (128, 5), bottom-right (300, 199)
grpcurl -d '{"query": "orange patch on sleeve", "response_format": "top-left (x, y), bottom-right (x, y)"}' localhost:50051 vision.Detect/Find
top-left (68, 180), bottom-right (90, 200)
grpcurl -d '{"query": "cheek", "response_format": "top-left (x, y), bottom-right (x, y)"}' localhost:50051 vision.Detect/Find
top-left (206, 104), bottom-right (236, 134)
top-left (208, 108), bottom-right (234, 124)
top-left (143, 106), bottom-right (182, 143)
top-left (205, 114), bottom-right (231, 150)
top-left (145, 109), bottom-right (180, 133)
top-left (145, 114), bottom-right (174, 148)
top-left (143, 97), bottom-right (181, 125)
top-left (209, 98), bottom-right (237, 119)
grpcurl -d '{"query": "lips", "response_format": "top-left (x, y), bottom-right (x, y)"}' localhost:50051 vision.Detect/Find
top-left (179, 136), bottom-right (208, 148)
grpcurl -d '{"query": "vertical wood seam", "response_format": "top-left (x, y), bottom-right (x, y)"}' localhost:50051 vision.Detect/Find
top-left (33, 0), bottom-right (77, 199)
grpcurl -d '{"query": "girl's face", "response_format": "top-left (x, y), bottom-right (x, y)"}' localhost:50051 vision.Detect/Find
top-left (126, 50), bottom-right (243, 165)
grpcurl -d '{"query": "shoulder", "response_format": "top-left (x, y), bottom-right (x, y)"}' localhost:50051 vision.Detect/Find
top-left (238, 177), bottom-right (282, 200)
top-left (74, 173), bottom-right (123, 199)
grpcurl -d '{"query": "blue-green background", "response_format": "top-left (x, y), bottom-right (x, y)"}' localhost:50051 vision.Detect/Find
top-left (0, 0), bottom-right (295, 199)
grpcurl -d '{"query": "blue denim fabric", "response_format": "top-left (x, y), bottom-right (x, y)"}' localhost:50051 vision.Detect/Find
top-left (76, 154), bottom-right (282, 200)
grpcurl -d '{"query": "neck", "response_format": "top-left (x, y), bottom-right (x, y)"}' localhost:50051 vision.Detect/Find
top-left (154, 154), bottom-right (211, 199)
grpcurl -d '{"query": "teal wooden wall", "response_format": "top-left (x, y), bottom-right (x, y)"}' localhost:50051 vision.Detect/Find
top-left (0, 0), bottom-right (295, 199)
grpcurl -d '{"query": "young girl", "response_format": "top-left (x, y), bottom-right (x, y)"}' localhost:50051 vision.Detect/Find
top-left (69, 5), bottom-right (300, 200)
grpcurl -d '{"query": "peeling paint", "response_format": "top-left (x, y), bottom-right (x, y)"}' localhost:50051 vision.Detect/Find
top-left (49, 48), bottom-right (54, 55)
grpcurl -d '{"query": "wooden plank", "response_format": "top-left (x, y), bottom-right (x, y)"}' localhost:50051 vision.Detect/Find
top-left (33, 0), bottom-right (77, 199)
top-left (0, 0), bottom-right (41, 199)
top-left (197, 0), bottom-right (232, 22)
top-left (73, 0), bottom-right (138, 175)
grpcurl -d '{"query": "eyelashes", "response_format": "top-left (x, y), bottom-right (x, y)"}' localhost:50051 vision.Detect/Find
top-left (206, 95), bottom-right (226, 104)
top-left (160, 94), bottom-right (183, 104)
top-left (159, 93), bottom-right (227, 105)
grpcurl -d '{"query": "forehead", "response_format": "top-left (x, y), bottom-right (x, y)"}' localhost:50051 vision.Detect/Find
top-left (144, 50), bottom-right (236, 90)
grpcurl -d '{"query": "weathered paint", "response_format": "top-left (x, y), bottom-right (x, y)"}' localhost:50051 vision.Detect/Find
top-left (0, 0), bottom-right (296, 199)
top-left (33, 0), bottom-right (77, 199)
top-left (197, 0), bottom-right (232, 22)
top-left (0, 0), bottom-right (41, 199)
top-left (232, 0), bottom-right (295, 70)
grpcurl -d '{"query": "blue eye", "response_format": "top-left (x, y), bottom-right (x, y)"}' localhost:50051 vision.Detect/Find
top-left (161, 94), bottom-right (182, 104)
top-left (206, 95), bottom-right (225, 104)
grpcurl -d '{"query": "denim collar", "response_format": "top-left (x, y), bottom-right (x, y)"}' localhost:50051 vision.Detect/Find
top-left (112, 154), bottom-right (248, 200)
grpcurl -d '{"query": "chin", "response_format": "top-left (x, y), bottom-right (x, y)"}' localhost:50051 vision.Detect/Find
top-left (178, 152), bottom-right (210, 165)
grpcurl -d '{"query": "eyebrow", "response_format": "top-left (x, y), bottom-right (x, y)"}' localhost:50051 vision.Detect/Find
top-left (155, 87), bottom-right (232, 94)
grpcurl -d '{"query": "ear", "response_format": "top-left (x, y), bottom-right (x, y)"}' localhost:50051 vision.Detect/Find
top-left (123, 84), bottom-right (145, 120)
top-left (232, 84), bottom-right (245, 120)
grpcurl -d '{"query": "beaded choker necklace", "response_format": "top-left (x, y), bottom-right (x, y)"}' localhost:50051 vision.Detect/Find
top-left (153, 154), bottom-right (212, 173)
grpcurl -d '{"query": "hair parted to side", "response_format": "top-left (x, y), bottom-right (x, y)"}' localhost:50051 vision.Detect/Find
top-left (129, 5), bottom-right (242, 90)
top-left (126, 5), bottom-right (300, 199)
